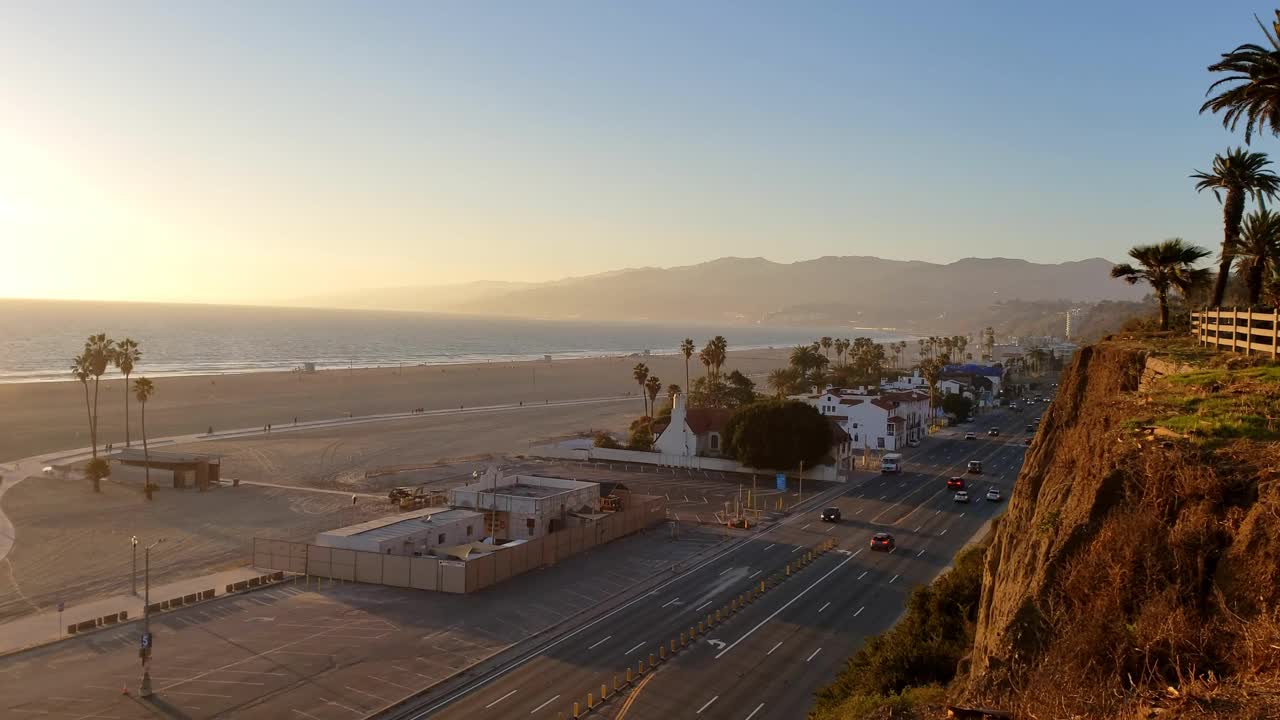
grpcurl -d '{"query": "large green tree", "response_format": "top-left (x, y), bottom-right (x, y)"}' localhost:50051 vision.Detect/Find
top-left (723, 400), bottom-right (833, 471)
top-left (1192, 148), bottom-right (1280, 306)
top-left (1110, 239), bottom-right (1212, 330)
top-left (1236, 208), bottom-right (1280, 304)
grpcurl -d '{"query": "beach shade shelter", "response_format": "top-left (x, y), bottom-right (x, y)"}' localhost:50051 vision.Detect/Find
top-left (111, 450), bottom-right (221, 490)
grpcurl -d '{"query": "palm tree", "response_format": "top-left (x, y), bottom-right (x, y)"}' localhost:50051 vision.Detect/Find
top-left (1192, 148), bottom-right (1280, 306)
top-left (833, 338), bottom-right (849, 366)
top-left (920, 358), bottom-right (943, 422)
top-left (133, 377), bottom-right (156, 499)
top-left (632, 363), bottom-right (650, 417)
top-left (680, 338), bottom-right (695, 395)
top-left (113, 338), bottom-right (141, 447)
top-left (82, 334), bottom-right (115, 458)
top-left (1201, 11), bottom-right (1280, 144)
top-left (1111, 239), bottom-right (1213, 330)
top-left (70, 352), bottom-right (94, 456)
top-left (916, 338), bottom-right (926, 363)
top-left (766, 368), bottom-right (794, 399)
top-left (1236, 208), bottom-right (1280, 304)
top-left (666, 383), bottom-right (681, 401)
top-left (644, 375), bottom-right (662, 431)
top-left (820, 336), bottom-right (833, 360)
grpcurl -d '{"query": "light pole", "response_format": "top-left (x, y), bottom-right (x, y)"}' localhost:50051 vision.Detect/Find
top-left (139, 538), bottom-right (164, 698)
top-left (131, 536), bottom-right (138, 596)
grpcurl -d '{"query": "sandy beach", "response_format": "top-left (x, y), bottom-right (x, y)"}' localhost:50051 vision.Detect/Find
top-left (0, 348), bottom-right (791, 463)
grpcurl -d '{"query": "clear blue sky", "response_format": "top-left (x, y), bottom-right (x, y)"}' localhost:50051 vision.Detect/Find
top-left (1, 1), bottom-right (1276, 303)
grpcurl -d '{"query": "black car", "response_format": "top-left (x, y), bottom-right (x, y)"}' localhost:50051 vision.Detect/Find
top-left (1026, 424), bottom-right (1035, 433)
top-left (988, 427), bottom-right (1000, 437)
top-left (821, 507), bottom-right (841, 522)
top-left (870, 532), bottom-right (895, 552)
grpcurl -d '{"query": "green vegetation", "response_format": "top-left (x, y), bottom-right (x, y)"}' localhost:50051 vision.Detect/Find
top-left (941, 393), bottom-right (973, 422)
top-left (1132, 361), bottom-right (1280, 442)
top-left (133, 376), bottom-right (156, 500)
top-left (723, 399), bottom-right (832, 470)
top-left (1110, 239), bottom-right (1211, 331)
top-left (592, 432), bottom-right (622, 449)
top-left (1191, 147), bottom-right (1280, 307)
top-left (810, 544), bottom-right (987, 719)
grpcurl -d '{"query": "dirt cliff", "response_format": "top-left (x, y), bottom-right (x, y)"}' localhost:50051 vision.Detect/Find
top-left (963, 338), bottom-right (1280, 718)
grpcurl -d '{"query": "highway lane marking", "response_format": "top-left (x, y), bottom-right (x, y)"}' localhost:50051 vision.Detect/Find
top-left (661, 597), bottom-right (681, 608)
top-left (879, 495), bottom-right (887, 500)
top-left (719, 568), bottom-right (731, 575)
top-left (293, 710), bottom-right (322, 720)
top-left (695, 601), bottom-right (713, 612)
top-left (625, 641), bottom-right (646, 655)
top-left (914, 525), bottom-right (922, 533)
top-left (791, 546), bottom-right (803, 553)
top-left (764, 544), bottom-right (774, 551)
top-left (409, 483), bottom-right (852, 718)
top-left (748, 570), bottom-right (762, 579)
top-left (369, 675), bottom-right (415, 691)
top-left (960, 512), bottom-right (966, 517)
top-left (807, 648), bottom-right (823, 662)
top-left (486, 689), bottom-right (518, 709)
top-left (890, 575), bottom-right (900, 584)
top-left (767, 641), bottom-right (783, 655)
top-left (802, 523), bottom-right (811, 530)
top-left (588, 635), bottom-right (612, 650)
top-left (697, 695), bottom-right (720, 714)
top-left (346, 685), bottom-right (391, 703)
top-left (934, 510), bottom-right (940, 515)
top-left (939, 529), bottom-right (948, 536)
top-left (916, 549), bottom-right (926, 557)
top-left (530, 695), bottom-right (561, 714)
top-left (857, 571), bottom-right (868, 580)
top-left (854, 606), bottom-right (865, 617)
top-left (715, 554), bottom-right (856, 659)
top-left (855, 508), bottom-right (863, 514)
top-left (615, 672), bottom-right (656, 719)
top-left (819, 602), bottom-right (831, 613)
top-left (745, 703), bottom-right (765, 720)
top-left (852, 549), bottom-right (863, 556)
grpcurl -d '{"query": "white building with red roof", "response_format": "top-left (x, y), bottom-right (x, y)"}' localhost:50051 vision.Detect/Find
top-left (806, 386), bottom-right (931, 452)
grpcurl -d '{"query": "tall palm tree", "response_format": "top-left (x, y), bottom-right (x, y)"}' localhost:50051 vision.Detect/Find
top-left (632, 363), bottom-right (650, 417)
top-left (113, 338), bottom-right (141, 447)
top-left (916, 338), bottom-right (926, 363)
top-left (644, 375), bottom-right (662, 431)
top-left (1111, 239), bottom-right (1212, 330)
top-left (1236, 208), bottom-right (1280, 303)
top-left (1201, 11), bottom-right (1280, 144)
top-left (84, 334), bottom-right (115, 457)
top-left (680, 338), bottom-right (695, 395)
top-left (666, 383), bottom-right (681, 401)
top-left (133, 377), bottom-right (155, 499)
top-left (820, 336), bottom-right (833, 360)
top-left (71, 352), bottom-right (94, 456)
top-left (920, 358), bottom-right (943, 422)
top-left (1192, 148), bottom-right (1280, 306)
top-left (711, 336), bottom-right (728, 374)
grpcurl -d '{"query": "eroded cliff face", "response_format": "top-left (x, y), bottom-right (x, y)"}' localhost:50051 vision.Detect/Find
top-left (963, 340), bottom-right (1280, 718)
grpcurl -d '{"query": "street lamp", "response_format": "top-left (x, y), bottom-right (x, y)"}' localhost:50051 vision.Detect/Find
top-left (139, 537), bottom-right (165, 698)
top-left (131, 536), bottom-right (138, 596)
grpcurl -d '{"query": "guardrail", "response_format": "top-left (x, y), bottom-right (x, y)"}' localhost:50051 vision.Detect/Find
top-left (1192, 308), bottom-right (1280, 358)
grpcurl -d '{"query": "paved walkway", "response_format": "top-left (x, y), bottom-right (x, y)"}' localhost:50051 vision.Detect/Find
top-left (0, 566), bottom-right (264, 656)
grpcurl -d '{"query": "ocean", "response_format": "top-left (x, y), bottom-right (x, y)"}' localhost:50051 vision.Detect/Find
top-left (0, 299), bottom-right (910, 384)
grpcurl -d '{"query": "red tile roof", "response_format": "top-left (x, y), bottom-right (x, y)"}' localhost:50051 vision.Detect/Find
top-left (838, 398), bottom-right (863, 406)
top-left (685, 407), bottom-right (733, 435)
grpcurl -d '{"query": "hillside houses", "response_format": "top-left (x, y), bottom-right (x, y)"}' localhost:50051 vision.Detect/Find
top-left (805, 387), bottom-right (931, 452)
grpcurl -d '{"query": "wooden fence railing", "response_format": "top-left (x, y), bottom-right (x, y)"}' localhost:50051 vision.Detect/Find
top-left (1191, 308), bottom-right (1280, 358)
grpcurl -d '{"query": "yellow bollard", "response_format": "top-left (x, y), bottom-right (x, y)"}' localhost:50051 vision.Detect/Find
top-left (639, 659), bottom-right (645, 675)
top-left (680, 632), bottom-right (686, 646)
top-left (732, 597), bottom-right (738, 611)
top-left (573, 702), bottom-right (580, 719)
top-left (670, 638), bottom-right (677, 653)
top-left (786, 563), bottom-right (791, 576)
top-left (627, 668), bottom-right (633, 684)
top-left (697, 621), bottom-right (703, 634)
top-left (706, 613), bottom-right (713, 627)
top-left (588, 692), bottom-right (594, 710)
top-left (715, 609), bottom-right (721, 622)
top-left (650, 652), bottom-right (656, 667)
top-left (760, 580), bottom-right (765, 593)
top-left (660, 645), bottom-right (666, 660)
top-left (602, 683), bottom-right (607, 700)
top-left (614, 675), bottom-right (619, 692)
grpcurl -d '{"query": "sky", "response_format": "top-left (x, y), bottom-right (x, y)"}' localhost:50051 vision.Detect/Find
top-left (2, 1), bottom-right (1278, 304)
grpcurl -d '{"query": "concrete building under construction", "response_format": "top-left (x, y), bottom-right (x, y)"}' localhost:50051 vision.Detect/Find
top-left (448, 472), bottom-right (600, 541)
top-left (315, 507), bottom-right (485, 556)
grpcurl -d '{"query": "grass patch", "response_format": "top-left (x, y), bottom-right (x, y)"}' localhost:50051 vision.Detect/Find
top-left (1137, 356), bottom-right (1280, 442)
top-left (808, 685), bottom-right (947, 720)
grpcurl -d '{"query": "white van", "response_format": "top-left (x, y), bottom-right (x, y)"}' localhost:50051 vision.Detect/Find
top-left (880, 453), bottom-right (903, 474)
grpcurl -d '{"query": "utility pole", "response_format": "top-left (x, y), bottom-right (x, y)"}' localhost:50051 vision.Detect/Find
top-left (139, 538), bottom-right (164, 697)
top-left (798, 461), bottom-right (804, 504)
top-left (131, 536), bottom-right (138, 596)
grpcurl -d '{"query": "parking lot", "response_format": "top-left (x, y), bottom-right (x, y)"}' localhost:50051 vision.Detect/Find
top-left (0, 521), bottom-right (725, 720)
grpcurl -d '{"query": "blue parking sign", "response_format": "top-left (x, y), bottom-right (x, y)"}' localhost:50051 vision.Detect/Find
top-left (775, 473), bottom-right (786, 491)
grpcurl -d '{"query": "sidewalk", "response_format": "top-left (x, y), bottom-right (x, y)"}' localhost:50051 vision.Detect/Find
top-left (0, 565), bottom-right (263, 656)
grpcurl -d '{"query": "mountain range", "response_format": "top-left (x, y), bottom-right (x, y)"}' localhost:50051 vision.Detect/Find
top-left (297, 256), bottom-right (1144, 332)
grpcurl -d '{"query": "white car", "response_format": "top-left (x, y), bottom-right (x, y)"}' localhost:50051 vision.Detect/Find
top-left (953, 490), bottom-right (970, 503)
top-left (964, 432), bottom-right (977, 440)
top-left (986, 487), bottom-right (1002, 502)
top-left (41, 466), bottom-right (54, 475)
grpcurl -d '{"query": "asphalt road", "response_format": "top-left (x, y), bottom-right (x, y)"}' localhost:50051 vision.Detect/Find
top-left (402, 406), bottom-right (1035, 719)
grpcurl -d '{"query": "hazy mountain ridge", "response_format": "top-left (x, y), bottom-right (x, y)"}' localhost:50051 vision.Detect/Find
top-left (299, 256), bottom-right (1143, 330)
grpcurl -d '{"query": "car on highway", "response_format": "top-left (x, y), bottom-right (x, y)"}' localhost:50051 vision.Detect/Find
top-left (1026, 424), bottom-right (1035, 432)
top-left (870, 532), bottom-right (895, 552)
top-left (908, 438), bottom-right (921, 447)
top-left (967, 459), bottom-right (983, 474)
top-left (1011, 404), bottom-right (1023, 412)
top-left (988, 427), bottom-right (1000, 436)
top-left (953, 490), bottom-right (970, 503)
top-left (821, 507), bottom-right (841, 522)
top-left (947, 476), bottom-right (966, 490)
top-left (986, 487), bottom-right (1002, 501)
top-left (1024, 437), bottom-right (1033, 446)
top-left (1035, 416), bottom-right (1043, 423)
top-left (964, 431), bottom-right (977, 440)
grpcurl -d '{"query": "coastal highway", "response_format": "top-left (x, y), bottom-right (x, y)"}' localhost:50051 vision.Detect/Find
top-left (390, 407), bottom-right (1034, 719)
